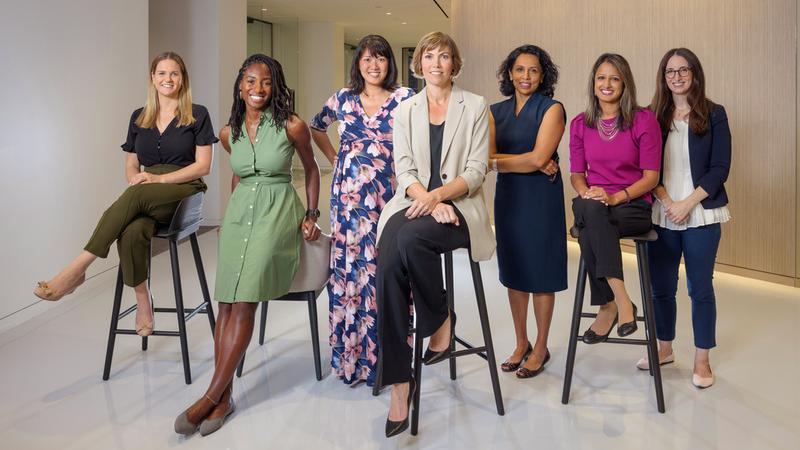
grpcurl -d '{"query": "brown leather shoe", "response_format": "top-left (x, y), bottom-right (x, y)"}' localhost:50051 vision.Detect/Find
top-left (516, 350), bottom-right (550, 379)
top-left (501, 342), bottom-right (532, 372)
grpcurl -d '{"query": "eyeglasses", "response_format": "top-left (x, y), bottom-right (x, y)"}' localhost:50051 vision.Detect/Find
top-left (665, 66), bottom-right (691, 79)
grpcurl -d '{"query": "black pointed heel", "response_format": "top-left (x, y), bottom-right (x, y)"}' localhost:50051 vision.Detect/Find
top-left (423, 309), bottom-right (456, 365)
top-left (385, 378), bottom-right (416, 438)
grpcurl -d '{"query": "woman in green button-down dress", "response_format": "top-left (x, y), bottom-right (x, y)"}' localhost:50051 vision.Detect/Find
top-left (174, 54), bottom-right (321, 436)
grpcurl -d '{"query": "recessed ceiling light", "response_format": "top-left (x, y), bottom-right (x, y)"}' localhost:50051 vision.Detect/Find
top-left (261, 8), bottom-right (267, 11)
top-left (401, 22), bottom-right (407, 25)
top-left (386, 12), bottom-right (392, 15)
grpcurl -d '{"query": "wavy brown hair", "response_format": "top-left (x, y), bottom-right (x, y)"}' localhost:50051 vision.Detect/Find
top-left (584, 53), bottom-right (639, 130)
top-left (136, 52), bottom-right (195, 129)
top-left (650, 48), bottom-right (714, 136)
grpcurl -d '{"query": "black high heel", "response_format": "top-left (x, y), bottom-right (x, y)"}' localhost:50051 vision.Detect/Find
top-left (617, 303), bottom-right (638, 337)
top-left (423, 309), bottom-right (456, 365)
top-left (385, 378), bottom-right (416, 438)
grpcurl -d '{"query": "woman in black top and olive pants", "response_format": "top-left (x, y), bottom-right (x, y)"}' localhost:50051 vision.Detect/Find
top-left (34, 52), bottom-right (217, 337)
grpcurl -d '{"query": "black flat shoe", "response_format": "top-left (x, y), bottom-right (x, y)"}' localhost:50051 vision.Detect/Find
top-left (501, 342), bottom-right (532, 372)
top-left (617, 303), bottom-right (638, 337)
top-left (582, 314), bottom-right (618, 345)
top-left (385, 378), bottom-right (416, 438)
top-left (516, 349), bottom-right (550, 378)
top-left (423, 309), bottom-right (456, 365)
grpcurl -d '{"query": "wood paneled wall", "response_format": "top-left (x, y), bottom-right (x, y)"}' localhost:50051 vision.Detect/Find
top-left (451, 0), bottom-right (798, 281)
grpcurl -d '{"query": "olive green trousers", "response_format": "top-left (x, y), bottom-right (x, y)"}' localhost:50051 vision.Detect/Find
top-left (84, 164), bottom-right (206, 287)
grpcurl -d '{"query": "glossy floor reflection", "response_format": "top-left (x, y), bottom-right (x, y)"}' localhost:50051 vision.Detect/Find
top-left (2, 227), bottom-right (798, 449)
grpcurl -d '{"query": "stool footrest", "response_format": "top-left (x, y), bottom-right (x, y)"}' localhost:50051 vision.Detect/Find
top-left (579, 312), bottom-right (645, 322)
top-left (576, 335), bottom-right (650, 345)
top-left (113, 328), bottom-right (181, 337)
top-left (453, 335), bottom-right (488, 361)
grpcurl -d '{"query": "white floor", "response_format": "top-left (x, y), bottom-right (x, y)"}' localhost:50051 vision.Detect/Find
top-left (2, 229), bottom-right (799, 450)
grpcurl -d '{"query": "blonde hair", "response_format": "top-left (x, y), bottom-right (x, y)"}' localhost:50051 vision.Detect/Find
top-left (411, 31), bottom-right (463, 79)
top-left (584, 53), bottom-right (639, 130)
top-left (136, 51), bottom-right (195, 129)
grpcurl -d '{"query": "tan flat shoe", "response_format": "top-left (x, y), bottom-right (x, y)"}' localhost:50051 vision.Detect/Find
top-left (136, 301), bottom-right (155, 337)
top-left (33, 274), bottom-right (85, 301)
top-left (692, 371), bottom-right (715, 389)
top-left (636, 352), bottom-right (675, 370)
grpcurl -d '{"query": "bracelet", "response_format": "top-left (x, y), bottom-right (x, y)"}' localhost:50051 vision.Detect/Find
top-left (491, 158), bottom-right (498, 172)
top-left (623, 188), bottom-right (631, 204)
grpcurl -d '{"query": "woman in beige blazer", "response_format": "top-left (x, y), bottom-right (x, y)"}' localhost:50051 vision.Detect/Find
top-left (375, 31), bottom-right (495, 438)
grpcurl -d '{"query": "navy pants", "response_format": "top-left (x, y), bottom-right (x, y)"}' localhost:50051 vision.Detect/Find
top-left (647, 224), bottom-right (721, 349)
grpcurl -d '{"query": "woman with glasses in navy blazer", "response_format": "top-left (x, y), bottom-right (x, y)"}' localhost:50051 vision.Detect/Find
top-left (644, 48), bottom-right (731, 389)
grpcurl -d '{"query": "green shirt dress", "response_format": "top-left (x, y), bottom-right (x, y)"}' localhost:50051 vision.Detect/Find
top-left (214, 112), bottom-right (304, 303)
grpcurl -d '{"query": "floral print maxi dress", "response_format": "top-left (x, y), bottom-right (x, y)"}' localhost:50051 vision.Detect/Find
top-left (310, 86), bottom-right (414, 385)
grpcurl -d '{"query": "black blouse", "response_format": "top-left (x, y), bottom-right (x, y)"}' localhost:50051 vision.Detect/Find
top-left (427, 122), bottom-right (445, 191)
top-left (121, 103), bottom-right (218, 167)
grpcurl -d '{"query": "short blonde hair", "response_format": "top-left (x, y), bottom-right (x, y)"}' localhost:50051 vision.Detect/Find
top-left (411, 31), bottom-right (463, 79)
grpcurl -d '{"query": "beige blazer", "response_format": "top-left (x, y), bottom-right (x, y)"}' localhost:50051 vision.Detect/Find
top-left (377, 85), bottom-right (496, 262)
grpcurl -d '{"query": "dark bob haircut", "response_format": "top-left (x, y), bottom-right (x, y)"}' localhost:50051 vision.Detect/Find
top-left (347, 34), bottom-right (399, 93)
top-left (497, 44), bottom-right (559, 98)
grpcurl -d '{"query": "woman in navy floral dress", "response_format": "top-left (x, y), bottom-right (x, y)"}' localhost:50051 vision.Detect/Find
top-left (311, 35), bottom-right (413, 386)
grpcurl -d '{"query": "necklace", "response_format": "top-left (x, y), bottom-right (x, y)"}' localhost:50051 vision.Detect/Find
top-left (597, 118), bottom-right (619, 141)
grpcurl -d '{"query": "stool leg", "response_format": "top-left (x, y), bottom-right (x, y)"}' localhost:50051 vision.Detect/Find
top-left (444, 252), bottom-right (456, 380)
top-left (410, 329), bottom-right (423, 436)
top-left (562, 256), bottom-right (588, 405)
top-left (470, 260), bottom-right (505, 416)
top-left (259, 301), bottom-right (269, 345)
top-left (637, 242), bottom-right (666, 413)
top-left (307, 291), bottom-right (323, 381)
top-left (169, 239), bottom-right (192, 384)
top-left (102, 267), bottom-right (125, 380)
top-left (189, 233), bottom-right (215, 335)
top-left (143, 247), bottom-right (153, 351)
top-left (236, 352), bottom-right (245, 378)
top-left (372, 349), bottom-right (383, 396)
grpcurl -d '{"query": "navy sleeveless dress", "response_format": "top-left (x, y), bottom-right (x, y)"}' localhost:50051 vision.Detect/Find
top-left (492, 93), bottom-right (567, 293)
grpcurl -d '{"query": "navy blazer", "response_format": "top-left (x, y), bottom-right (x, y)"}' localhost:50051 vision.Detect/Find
top-left (659, 104), bottom-right (731, 209)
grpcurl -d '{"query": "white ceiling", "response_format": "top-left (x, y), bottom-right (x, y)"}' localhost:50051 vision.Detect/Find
top-left (246, 0), bottom-right (451, 48)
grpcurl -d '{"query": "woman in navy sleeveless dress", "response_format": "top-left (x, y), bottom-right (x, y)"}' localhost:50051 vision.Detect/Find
top-left (489, 45), bottom-right (567, 378)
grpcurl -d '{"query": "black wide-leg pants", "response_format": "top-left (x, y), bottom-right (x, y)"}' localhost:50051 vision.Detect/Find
top-left (571, 197), bottom-right (651, 306)
top-left (376, 207), bottom-right (469, 385)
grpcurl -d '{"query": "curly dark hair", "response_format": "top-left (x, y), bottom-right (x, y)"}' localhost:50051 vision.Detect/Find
top-left (497, 44), bottom-right (559, 98)
top-left (228, 54), bottom-right (294, 142)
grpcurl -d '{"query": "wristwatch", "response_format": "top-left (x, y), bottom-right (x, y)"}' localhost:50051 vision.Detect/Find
top-left (305, 208), bottom-right (321, 219)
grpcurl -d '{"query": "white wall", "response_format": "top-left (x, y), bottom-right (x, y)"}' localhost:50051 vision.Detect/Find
top-left (298, 22), bottom-right (344, 168)
top-left (149, 0), bottom-right (247, 225)
top-left (0, 0), bottom-right (148, 321)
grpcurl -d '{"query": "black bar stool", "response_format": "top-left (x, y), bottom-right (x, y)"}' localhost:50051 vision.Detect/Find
top-left (561, 226), bottom-right (665, 413)
top-left (373, 250), bottom-right (505, 436)
top-left (102, 192), bottom-right (216, 385)
top-left (235, 289), bottom-right (324, 381)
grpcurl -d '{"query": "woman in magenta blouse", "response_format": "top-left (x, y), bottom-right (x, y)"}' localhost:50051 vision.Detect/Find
top-left (569, 53), bottom-right (662, 343)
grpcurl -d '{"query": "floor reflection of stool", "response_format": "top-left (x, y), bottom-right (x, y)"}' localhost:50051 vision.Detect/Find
top-left (102, 192), bottom-right (216, 385)
top-left (561, 226), bottom-right (665, 413)
top-left (373, 250), bottom-right (505, 436)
